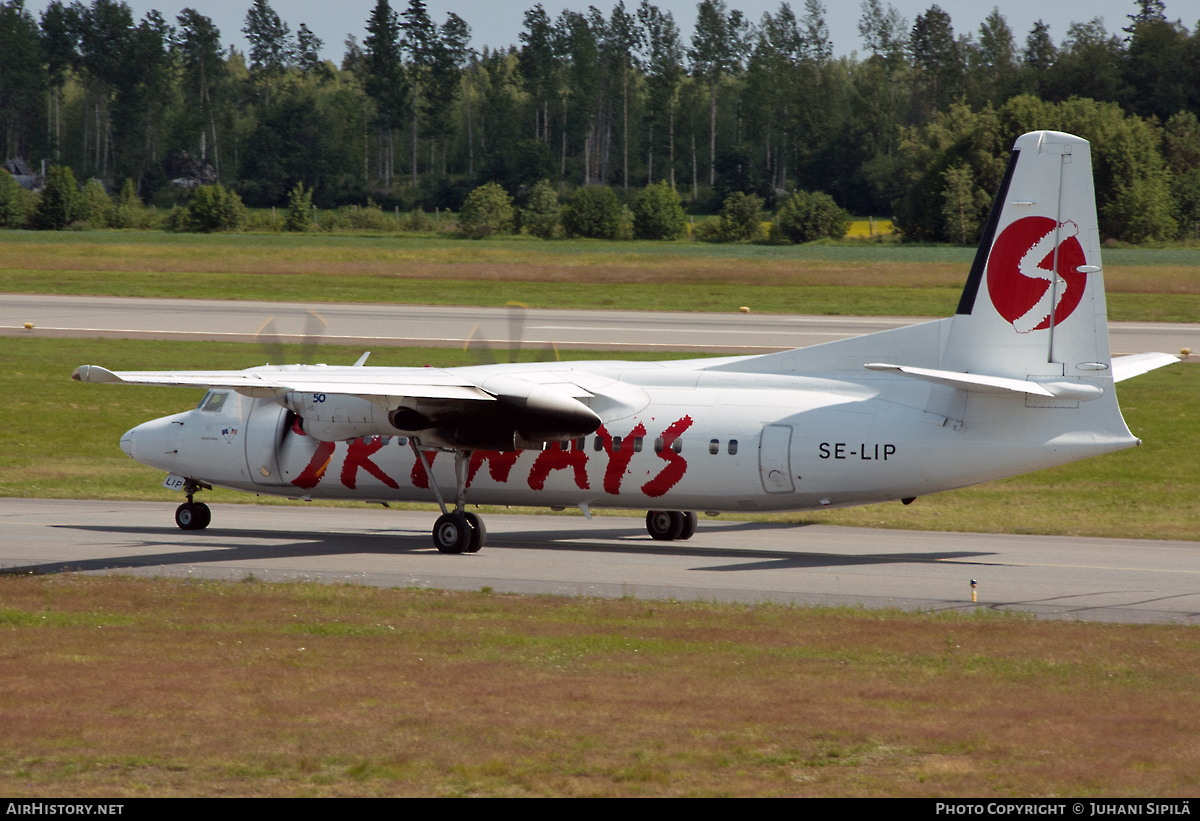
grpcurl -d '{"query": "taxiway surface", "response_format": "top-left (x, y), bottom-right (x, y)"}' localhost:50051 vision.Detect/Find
top-left (4, 294), bottom-right (1196, 356)
top-left (3, 499), bottom-right (1197, 625)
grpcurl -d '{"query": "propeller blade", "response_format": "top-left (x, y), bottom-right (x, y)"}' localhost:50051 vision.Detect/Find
top-left (507, 301), bottom-right (527, 363)
top-left (255, 317), bottom-right (286, 365)
top-left (301, 309), bottom-right (327, 365)
top-left (463, 324), bottom-right (497, 365)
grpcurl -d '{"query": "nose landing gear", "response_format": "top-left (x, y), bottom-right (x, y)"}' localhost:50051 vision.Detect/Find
top-left (175, 479), bottom-right (212, 530)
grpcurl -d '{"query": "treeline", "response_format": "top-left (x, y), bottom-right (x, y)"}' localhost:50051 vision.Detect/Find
top-left (1, 0), bottom-right (1199, 243)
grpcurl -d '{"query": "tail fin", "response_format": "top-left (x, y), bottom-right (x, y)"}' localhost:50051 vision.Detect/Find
top-left (943, 130), bottom-right (1108, 378)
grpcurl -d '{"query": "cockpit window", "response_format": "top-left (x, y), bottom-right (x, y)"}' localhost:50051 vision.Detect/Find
top-left (201, 391), bottom-right (229, 412)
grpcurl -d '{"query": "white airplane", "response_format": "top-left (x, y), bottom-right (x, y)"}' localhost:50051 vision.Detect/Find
top-left (74, 131), bottom-right (1179, 552)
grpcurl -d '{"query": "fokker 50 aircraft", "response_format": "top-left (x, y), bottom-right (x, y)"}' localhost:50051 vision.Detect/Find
top-left (75, 131), bottom-right (1179, 552)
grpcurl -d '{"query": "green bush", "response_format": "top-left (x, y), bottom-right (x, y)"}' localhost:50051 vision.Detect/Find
top-left (36, 165), bottom-right (79, 230)
top-left (692, 217), bottom-right (725, 242)
top-left (632, 181), bottom-right (686, 240)
top-left (322, 201), bottom-right (397, 232)
top-left (563, 185), bottom-right (622, 239)
top-left (403, 206), bottom-right (434, 232)
top-left (458, 182), bottom-right (515, 239)
top-left (76, 179), bottom-right (114, 229)
top-left (110, 179), bottom-right (155, 229)
top-left (1103, 177), bottom-right (1178, 243)
top-left (521, 179), bottom-right (561, 239)
top-left (245, 209), bottom-right (283, 232)
top-left (171, 183), bottom-right (247, 233)
top-left (774, 189), bottom-right (852, 244)
top-left (0, 169), bottom-right (36, 228)
top-left (285, 182), bottom-right (314, 232)
top-left (164, 204), bottom-right (190, 232)
top-left (717, 192), bottom-right (763, 242)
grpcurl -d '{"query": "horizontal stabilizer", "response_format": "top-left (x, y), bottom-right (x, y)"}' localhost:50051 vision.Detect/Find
top-left (1111, 353), bottom-right (1181, 382)
top-left (865, 363), bottom-right (1103, 400)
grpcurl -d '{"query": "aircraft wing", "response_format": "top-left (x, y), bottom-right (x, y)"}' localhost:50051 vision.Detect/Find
top-left (1110, 353), bottom-right (1181, 382)
top-left (71, 365), bottom-right (497, 401)
top-left (72, 363), bottom-right (604, 449)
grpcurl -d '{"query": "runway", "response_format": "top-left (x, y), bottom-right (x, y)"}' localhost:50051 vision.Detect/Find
top-left (3, 499), bottom-right (1198, 625)
top-left (4, 294), bottom-right (1197, 356)
top-left (7, 296), bottom-right (1196, 623)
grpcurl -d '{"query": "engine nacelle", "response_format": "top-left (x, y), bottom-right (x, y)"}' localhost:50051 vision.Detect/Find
top-left (282, 380), bottom-right (601, 450)
top-left (284, 392), bottom-right (396, 442)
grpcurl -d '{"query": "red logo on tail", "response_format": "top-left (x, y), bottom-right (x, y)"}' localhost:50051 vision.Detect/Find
top-left (986, 216), bottom-right (1088, 333)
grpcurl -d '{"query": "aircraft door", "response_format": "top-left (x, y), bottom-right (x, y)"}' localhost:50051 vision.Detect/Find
top-left (245, 398), bottom-right (290, 485)
top-left (759, 424), bottom-right (795, 493)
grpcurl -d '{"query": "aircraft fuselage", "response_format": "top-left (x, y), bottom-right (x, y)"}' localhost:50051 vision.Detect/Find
top-left (121, 358), bottom-right (1135, 515)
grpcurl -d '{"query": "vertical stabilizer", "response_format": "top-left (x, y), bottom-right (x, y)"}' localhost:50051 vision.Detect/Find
top-left (943, 131), bottom-right (1109, 378)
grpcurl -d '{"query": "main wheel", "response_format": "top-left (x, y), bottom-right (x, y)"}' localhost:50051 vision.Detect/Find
top-left (646, 510), bottom-right (685, 541)
top-left (433, 512), bottom-right (471, 554)
top-left (464, 512), bottom-right (486, 553)
top-left (175, 502), bottom-right (210, 531)
top-left (677, 511), bottom-right (697, 540)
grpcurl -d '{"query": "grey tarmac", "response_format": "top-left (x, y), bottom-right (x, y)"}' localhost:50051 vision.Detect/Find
top-left (3, 294), bottom-right (1196, 357)
top-left (3, 499), bottom-right (1198, 625)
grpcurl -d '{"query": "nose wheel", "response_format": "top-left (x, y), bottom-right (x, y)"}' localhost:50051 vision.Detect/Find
top-left (174, 479), bottom-right (212, 530)
top-left (175, 501), bottom-right (211, 530)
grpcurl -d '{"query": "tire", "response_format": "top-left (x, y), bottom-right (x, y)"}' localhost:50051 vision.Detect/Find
top-left (646, 510), bottom-right (685, 541)
top-left (175, 502), bottom-right (208, 531)
top-left (433, 512), bottom-right (470, 554)
top-left (677, 511), bottom-right (697, 540)
top-left (464, 512), bottom-right (486, 553)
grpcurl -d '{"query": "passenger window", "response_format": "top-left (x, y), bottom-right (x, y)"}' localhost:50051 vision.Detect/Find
top-left (671, 439), bottom-right (682, 454)
top-left (728, 440), bottom-right (738, 455)
top-left (593, 436), bottom-right (603, 452)
top-left (633, 437), bottom-right (643, 453)
top-left (612, 436), bottom-right (622, 453)
top-left (710, 439), bottom-right (719, 455)
top-left (654, 437), bottom-right (664, 453)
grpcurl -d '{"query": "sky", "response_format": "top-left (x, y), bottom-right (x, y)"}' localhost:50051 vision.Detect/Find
top-left (27, 1), bottom-right (1197, 64)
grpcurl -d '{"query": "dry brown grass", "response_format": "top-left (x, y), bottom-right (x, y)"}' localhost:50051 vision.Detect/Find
top-left (2, 576), bottom-right (1198, 797)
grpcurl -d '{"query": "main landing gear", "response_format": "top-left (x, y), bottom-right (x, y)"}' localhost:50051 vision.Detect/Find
top-left (646, 510), bottom-right (697, 541)
top-left (175, 479), bottom-right (211, 531)
top-left (413, 441), bottom-right (485, 554)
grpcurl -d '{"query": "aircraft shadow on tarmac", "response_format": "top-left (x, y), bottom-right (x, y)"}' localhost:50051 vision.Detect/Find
top-left (0, 520), bottom-right (999, 577)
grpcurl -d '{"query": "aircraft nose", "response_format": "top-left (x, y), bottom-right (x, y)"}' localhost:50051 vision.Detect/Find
top-left (120, 427), bottom-right (136, 458)
top-left (118, 416), bottom-right (183, 469)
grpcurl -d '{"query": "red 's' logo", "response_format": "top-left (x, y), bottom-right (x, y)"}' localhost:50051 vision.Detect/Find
top-left (986, 216), bottom-right (1087, 333)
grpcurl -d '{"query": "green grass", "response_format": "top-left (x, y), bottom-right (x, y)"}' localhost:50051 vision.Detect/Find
top-left (4, 336), bottom-right (1196, 540)
top-left (5, 270), bottom-right (1196, 320)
